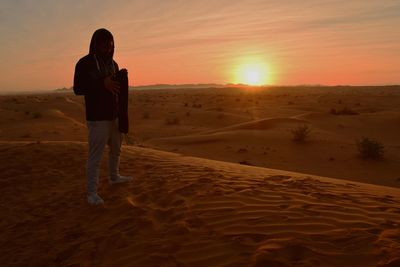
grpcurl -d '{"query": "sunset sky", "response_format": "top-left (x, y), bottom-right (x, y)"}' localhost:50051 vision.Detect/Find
top-left (1, 0), bottom-right (400, 92)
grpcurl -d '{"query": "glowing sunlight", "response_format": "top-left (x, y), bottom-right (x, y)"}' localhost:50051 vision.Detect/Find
top-left (233, 59), bottom-right (270, 86)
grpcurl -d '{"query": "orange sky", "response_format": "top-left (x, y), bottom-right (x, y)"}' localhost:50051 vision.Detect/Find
top-left (1, 1), bottom-right (400, 91)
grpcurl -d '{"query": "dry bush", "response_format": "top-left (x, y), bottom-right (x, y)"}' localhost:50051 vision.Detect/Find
top-left (142, 112), bottom-right (149, 119)
top-left (32, 112), bottom-right (42, 119)
top-left (291, 125), bottom-right (311, 143)
top-left (20, 133), bottom-right (31, 138)
top-left (192, 103), bottom-right (202, 108)
top-left (124, 134), bottom-right (135, 145)
top-left (239, 160), bottom-right (253, 166)
top-left (165, 117), bottom-right (180, 125)
top-left (330, 106), bottom-right (359, 115)
top-left (357, 137), bottom-right (384, 159)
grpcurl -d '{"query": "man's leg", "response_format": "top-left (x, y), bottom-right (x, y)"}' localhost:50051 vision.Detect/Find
top-left (108, 119), bottom-right (122, 179)
top-left (108, 119), bottom-right (132, 184)
top-left (87, 121), bottom-right (110, 199)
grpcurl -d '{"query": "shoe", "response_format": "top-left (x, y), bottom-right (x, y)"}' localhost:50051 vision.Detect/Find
top-left (109, 175), bottom-right (133, 185)
top-left (87, 193), bottom-right (104, 205)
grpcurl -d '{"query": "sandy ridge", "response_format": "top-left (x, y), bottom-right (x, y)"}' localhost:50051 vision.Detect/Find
top-left (1, 141), bottom-right (399, 266)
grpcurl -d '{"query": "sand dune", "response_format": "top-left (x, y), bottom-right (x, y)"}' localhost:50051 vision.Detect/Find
top-left (1, 141), bottom-right (400, 266)
top-left (1, 87), bottom-right (400, 266)
top-left (2, 88), bottom-right (400, 187)
top-left (146, 116), bottom-right (309, 146)
top-left (199, 117), bottom-right (309, 135)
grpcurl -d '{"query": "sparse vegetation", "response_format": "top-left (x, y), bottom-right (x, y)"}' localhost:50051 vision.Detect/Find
top-left (357, 137), bottom-right (384, 159)
top-left (192, 103), bottom-right (202, 108)
top-left (20, 133), bottom-right (31, 138)
top-left (32, 112), bottom-right (42, 119)
top-left (165, 117), bottom-right (180, 125)
top-left (291, 125), bottom-right (311, 143)
top-left (330, 106), bottom-right (359, 115)
top-left (237, 148), bottom-right (247, 153)
top-left (142, 112), bottom-right (149, 119)
top-left (125, 134), bottom-right (135, 145)
top-left (239, 160), bottom-right (253, 166)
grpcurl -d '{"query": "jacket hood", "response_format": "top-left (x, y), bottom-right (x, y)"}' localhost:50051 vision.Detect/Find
top-left (89, 28), bottom-right (114, 57)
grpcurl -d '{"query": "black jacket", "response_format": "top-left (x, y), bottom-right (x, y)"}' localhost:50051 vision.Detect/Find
top-left (73, 54), bottom-right (119, 121)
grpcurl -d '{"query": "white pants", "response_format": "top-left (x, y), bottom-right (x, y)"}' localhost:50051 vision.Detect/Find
top-left (86, 119), bottom-right (122, 194)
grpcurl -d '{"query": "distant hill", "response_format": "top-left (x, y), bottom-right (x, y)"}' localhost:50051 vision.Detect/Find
top-left (54, 87), bottom-right (72, 92)
top-left (54, 84), bottom-right (400, 93)
top-left (131, 83), bottom-right (227, 90)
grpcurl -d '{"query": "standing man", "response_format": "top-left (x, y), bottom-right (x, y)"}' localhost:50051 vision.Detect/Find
top-left (74, 28), bottom-right (132, 205)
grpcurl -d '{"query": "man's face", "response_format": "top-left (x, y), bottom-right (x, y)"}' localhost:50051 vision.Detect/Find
top-left (97, 39), bottom-right (114, 57)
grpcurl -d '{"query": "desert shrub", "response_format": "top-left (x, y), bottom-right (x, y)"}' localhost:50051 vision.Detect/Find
top-left (239, 160), bottom-right (253, 166)
top-left (291, 125), bottom-right (311, 143)
top-left (357, 137), bottom-right (384, 159)
top-left (330, 106), bottom-right (358, 115)
top-left (185, 111), bottom-right (191, 117)
top-left (192, 103), bottom-right (202, 108)
top-left (20, 133), bottom-right (31, 138)
top-left (142, 112), bottom-right (149, 119)
top-left (340, 106), bottom-right (358, 115)
top-left (165, 117), bottom-right (180, 125)
top-left (32, 112), bottom-right (42, 119)
top-left (125, 134), bottom-right (135, 145)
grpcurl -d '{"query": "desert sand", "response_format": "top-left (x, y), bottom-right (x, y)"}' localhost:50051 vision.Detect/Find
top-left (1, 86), bottom-right (400, 266)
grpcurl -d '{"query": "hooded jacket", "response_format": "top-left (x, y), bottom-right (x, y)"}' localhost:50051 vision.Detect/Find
top-left (73, 29), bottom-right (119, 121)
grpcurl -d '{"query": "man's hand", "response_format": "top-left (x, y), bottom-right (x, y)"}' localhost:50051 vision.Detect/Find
top-left (104, 75), bottom-right (120, 94)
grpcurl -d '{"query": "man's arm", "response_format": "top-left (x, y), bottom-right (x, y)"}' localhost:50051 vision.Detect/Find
top-left (73, 58), bottom-right (105, 96)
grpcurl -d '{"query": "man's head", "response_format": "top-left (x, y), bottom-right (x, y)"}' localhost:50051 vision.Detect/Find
top-left (89, 28), bottom-right (114, 60)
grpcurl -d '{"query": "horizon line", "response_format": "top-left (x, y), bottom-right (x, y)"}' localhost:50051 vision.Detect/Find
top-left (1, 83), bottom-right (400, 96)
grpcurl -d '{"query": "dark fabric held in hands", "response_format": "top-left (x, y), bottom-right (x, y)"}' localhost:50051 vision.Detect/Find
top-left (114, 70), bottom-right (129, 133)
top-left (73, 28), bottom-right (129, 131)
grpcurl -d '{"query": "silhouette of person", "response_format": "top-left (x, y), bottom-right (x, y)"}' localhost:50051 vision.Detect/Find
top-left (73, 28), bottom-right (132, 205)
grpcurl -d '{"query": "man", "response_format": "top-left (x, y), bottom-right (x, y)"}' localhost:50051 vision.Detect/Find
top-left (73, 28), bottom-right (132, 205)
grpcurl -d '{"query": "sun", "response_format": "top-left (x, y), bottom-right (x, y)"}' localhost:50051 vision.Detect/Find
top-left (243, 67), bottom-right (262, 85)
top-left (233, 59), bottom-right (270, 86)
